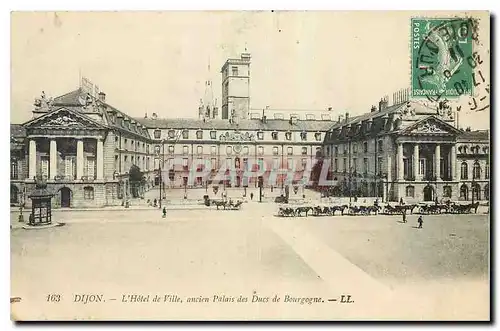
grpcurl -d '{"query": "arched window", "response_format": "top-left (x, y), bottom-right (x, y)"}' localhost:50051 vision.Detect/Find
top-left (405, 185), bottom-right (415, 198)
top-left (84, 186), bottom-right (94, 200)
top-left (460, 184), bottom-right (468, 201)
top-left (484, 184), bottom-right (489, 201)
top-left (485, 161), bottom-right (489, 180)
top-left (473, 161), bottom-right (481, 179)
top-left (443, 185), bottom-right (452, 198)
top-left (472, 183), bottom-right (481, 201)
top-left (461, 162), bottom-right (468, 179)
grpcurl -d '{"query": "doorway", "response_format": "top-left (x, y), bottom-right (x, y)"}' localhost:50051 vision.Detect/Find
top-left (423, 185), bottom-right (434, 202)
top-left (60, 187), bottom-right (72, 207)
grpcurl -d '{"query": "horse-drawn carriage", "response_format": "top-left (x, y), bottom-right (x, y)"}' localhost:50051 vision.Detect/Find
top-left (210, 199), bottom-right (244, 210)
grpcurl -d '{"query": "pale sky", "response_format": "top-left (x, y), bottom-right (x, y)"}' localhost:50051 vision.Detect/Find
top-left (11, 11), bottom-right (490, 129)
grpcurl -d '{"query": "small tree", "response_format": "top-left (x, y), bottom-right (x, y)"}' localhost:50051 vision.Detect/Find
top-left (129, 165), bottom-right (145, 198)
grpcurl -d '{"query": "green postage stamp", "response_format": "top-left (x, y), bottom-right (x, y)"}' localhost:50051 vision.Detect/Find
top-left (411, 17), bottom-right (478, 99)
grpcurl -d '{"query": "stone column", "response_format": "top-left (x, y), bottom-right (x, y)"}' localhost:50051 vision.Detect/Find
top-left (385, 155), bottom-right (391, 202)
top-left (28, 139), bottom-right (37, 180)
top-left (50, 139), bottom-right (57, 180)
top-left (413, 143), bottom-right (420, 181)
top-left (435, 144), bottom-right (441, 180)
top-left (450, 145), bottom-right (457, 180)
top-left (397, 143), bottom-right (404, 180)
top-left (76, 139), bottom-right (84, 180)
top-left (96, 138), bottom-right (104, 180)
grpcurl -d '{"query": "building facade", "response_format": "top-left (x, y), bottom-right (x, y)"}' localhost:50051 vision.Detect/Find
top-left (323, 98), bottom-right (490, 203)
top-left (221, 53), bottom-right (251, 121)
top-left (10, 89), bottom-right (156, 208)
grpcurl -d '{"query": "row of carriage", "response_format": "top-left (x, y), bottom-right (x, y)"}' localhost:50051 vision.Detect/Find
top-left (277, 202), bottom-right (481, 217)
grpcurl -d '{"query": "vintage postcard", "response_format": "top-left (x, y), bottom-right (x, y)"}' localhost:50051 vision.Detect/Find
top-left (10, 11), bottom-right (490, 321)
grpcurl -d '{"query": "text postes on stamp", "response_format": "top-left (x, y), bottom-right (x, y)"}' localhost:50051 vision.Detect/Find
top-left (411, 17), bottom-right (478, 100)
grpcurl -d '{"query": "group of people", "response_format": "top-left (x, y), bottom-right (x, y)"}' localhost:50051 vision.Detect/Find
top-left (401, 210), bottom-right (424, 229)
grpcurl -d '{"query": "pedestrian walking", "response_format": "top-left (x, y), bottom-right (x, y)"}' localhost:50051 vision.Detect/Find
top-left (417, 215), bottom-right (423, 229)
top-left (250, 192), bottom-right (254, 200)
top-left (162, 206), bottom-right (167, 218)
top-left (402, 211), bottom-right (407, 223)
top-left (400, 197), bottom-right (404, 205)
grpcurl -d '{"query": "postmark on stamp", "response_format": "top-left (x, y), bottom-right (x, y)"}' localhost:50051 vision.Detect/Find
top-left (411, 17), bottom-right (479, 99)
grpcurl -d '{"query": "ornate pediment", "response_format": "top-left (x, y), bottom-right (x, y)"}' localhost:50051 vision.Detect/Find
top-left (402, 116), bottom-right (460, 136)
top-left (25, 107), bottom-right (105, 130)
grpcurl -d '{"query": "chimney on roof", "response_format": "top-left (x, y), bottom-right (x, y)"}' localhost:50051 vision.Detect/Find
top-left (371, 105), bottom-right (377, 112)
top-left (338, 114), bottom-right (344, 123)
top-left (144, 112), bottom-right (148, 119)
top-left (345, 112), bottom-right (350, 122)
top-left (98, 92), bottom-right (106, 103)
top-left (379, 97), bottom-right (388, 111)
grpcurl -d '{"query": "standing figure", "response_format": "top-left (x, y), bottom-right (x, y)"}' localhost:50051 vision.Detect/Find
top-left (402, 210), bottom-right (407, 223)
top-left (250, 192), bottom-right (254, 201)
top-left (417, 215), bottom-right (423, 229)
top-left (400, 197), bottom-right (404, 205)
top-left (162, 206), bottom-right (167, 218)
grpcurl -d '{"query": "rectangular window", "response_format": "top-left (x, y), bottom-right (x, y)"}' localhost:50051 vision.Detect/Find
top-left (197, 146), bottom-right (203, 155)
top-left (226, 158), bottom-right (233, 169)
top-left (335, 146), bottom-right (339, 156)
top-left (65, 157), bottom-right (74, 178)
top-left (226, 146), bottom-right (232, 155)
top-left (314, 132), bottom-right (322, 141)
top-left (419, 159), bottom-right (426, 176)
top-left (343, 158), bottom-right (347, 172)
top-left (183, 146), bottom-right (189, 155)
top-left (210, 130), bottom-right (216, 139)
top-left (353, 143), bottom-right (358, 153)
top-left (167, 158), bottom-right (174, 169)
top-left (406, 186), bottom-right (415, 197)
top-left (272, 158), bottom-right (279, 169)
top-left (232, 66), bottom-right (238, 76)
top-left (168, 145), bottom-right (174, 154)
top-left (257, 132), bottom-right (264, 140)
top-left (301, 158), bottom-right (307, 169)
top-left (301, 147), bottom-right (308, 155)
top-left (287, 147), bottom-right (293, 155)
top-left (258, 146), bottom-right (264, 155)
top-left (378, 140), bottom-right (383, 152)
top-left (352, 158), bottom-right (357, 172)
top-left (363, 142), bottom-right (368, 153)
top-left (154, 129), bottom-right (161, 139)
top-left (378, 157), bottom-right (383, 174)
top-left (41, 156), bottom-right (49, 179)
top-left (258, 158), bottom-right (265, 171)
top-left (242, 146), bottom-right (249, 155)
top-left (334, 159), bottom-right (338, 172)
top-left (182, 130), bottom-right (189, 139)
top-left (287, 158), bottom-right (293, 170)
top-left (243, 158), bottom-right (248, 170)
top-left (86, 157), bottom-right (95, 178)
top-left (273, 146), bottom-right (279, 156)
top-left (196, 130), bottom-right (203, 139)
top-left (211, 158), bottom-right (217, 170)
top-left (211, 145), bottom-right (217, 155)
top-left (84, 187), bottom-right (95, 200)
top-left (272, 132), bottom-right (278, 140)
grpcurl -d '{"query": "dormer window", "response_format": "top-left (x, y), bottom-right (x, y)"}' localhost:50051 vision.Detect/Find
top-left (314, 132), bottom-right (322, 141)
top-left (257, 131), bottom-right (264, 140)
top-left (196, 129), bottom-right (203, 139)
top-left (285, 132), bottom-right (292, 141)
top-left (271, 132), bottom-right (278, 140)
top-left (182, 130), bottom-right (189, 139)
top-left (210, 130), bottom-right (216, 139)
top-left (168, 130), bottom-right (175, 139)
top-left (154, 129), bottom-right (161, 139)
top-left (300, 132), bottom-right (307, 141)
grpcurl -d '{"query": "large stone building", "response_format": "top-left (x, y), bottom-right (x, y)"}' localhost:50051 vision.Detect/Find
top-left (10, 53), bottom-right (490, 208)
top-left (10, 88), bottom-right (156, 208)
top-left (323, 97), bottom-right (490, 203)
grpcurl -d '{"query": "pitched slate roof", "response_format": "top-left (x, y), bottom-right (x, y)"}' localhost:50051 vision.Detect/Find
top-left (11, 124), bottom-right (26, 138)
top-left (135, 117), bottom-right (334, 132)
top-left (53, 88), bottom-right (150, 139)
top-left (457, 129), bottom-right (489, 141)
